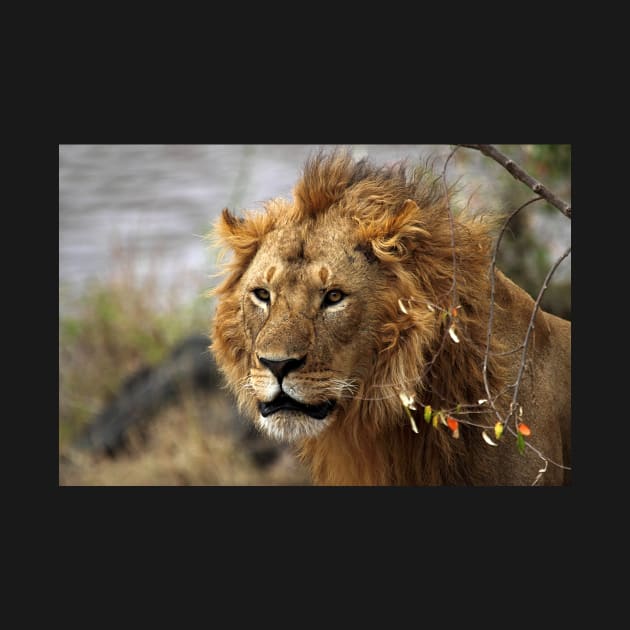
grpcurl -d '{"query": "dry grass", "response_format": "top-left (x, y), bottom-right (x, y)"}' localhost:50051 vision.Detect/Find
top-left (59, 393), bottom-right (310, 486)
top-left (59, 263), bottom-right (310, 486)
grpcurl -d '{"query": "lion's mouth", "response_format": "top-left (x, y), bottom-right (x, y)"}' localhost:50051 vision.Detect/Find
top-left (258, 394), bottom-right (336, 420)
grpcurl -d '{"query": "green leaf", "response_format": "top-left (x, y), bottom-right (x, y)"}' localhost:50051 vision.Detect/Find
top-left (424, 405), bottom-right (432, 423)
top-left (516, 432), bottom-right (526, 455)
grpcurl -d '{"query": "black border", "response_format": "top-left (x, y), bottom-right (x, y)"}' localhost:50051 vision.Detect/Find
top-left (53, 76), bottom-right (585, 585)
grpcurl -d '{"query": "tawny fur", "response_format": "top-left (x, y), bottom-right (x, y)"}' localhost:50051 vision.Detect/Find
top-left (210, 149), bottom-right (571, 486)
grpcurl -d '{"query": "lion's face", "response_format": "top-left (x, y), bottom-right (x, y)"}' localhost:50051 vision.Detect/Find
top-left (229, 217), bottom-right (383, 442)
top-left (212, 152), bottom-right (447, 446)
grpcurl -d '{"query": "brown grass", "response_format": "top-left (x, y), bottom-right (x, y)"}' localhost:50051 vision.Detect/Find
top-left (59, 392), bottom-right (310, 486)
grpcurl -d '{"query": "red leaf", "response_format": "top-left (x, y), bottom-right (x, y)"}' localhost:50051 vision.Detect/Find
top-left (517, 422), bottom-right (531, 436)
top-left (447, 417), bottom-right (459, 432)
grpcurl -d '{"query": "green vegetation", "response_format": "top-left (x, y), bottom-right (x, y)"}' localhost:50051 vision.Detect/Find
top-left (525, 144), bottom-right (571, 180)
top-left (59, 275), bottom-right (210, 448)
top-left (495, 144), bottom-right (571, 320)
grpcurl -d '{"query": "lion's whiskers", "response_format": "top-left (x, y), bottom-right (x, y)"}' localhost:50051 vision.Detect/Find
top-left (329, 377), bottom-right (359, 399)
top-left (234, 374), bottom-right (255, 394)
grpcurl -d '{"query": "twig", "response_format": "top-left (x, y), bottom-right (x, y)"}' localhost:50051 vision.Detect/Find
top-left (441, 146), bottom-right (460, 305)
top-left (509, 244), bottom-right (571, 415)
top-left (457, 144), bottom-right (571, 219)
top-left (502, 421), bottom-right (571, 471)
top-left (482, 196), bottom-right (544, 423)
top-left (531, 457), bottom-right (548, 486)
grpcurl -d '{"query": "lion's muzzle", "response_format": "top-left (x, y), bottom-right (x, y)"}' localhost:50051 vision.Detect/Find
top-left (256, 354), bottom-right (336, 420)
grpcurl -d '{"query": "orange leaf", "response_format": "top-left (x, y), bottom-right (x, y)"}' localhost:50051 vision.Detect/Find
top-left (518, 422), bottom-right (531, 436)
top-left (447, 417), bottom-right (459, 432)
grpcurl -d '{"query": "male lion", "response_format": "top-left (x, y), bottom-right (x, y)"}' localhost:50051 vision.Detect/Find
top-left (210, 150), bottom-right (571, 485)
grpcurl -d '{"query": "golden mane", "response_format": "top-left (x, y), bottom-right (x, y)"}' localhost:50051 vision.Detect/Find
top-left (294, 151), bottom-right (508, 484)
top-left (210, 149), bottom-right (571, 485)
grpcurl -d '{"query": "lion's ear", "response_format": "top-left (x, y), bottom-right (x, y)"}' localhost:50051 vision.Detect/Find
top-left (215, 207), bottom-right (266, 262)
top-left (216, 207), bottom-right (245, 246)
top-left (358, 199), bottom-right (431, 263)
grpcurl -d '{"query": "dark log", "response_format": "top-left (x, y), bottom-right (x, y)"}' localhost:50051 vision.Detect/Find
top-left (74, 334), bottom-right (220, 454)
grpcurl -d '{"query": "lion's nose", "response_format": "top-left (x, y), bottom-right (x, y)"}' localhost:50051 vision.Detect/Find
top-left (258, 355), bottom-right (306, 384)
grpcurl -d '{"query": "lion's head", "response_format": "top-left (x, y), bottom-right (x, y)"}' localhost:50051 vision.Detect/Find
top-left (210, 149), bottom-right (571, 485)
top-left (211, 148), bottom-right (497, 442)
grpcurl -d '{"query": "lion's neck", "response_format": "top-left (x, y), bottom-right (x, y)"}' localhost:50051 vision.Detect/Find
top-left (298, 409), bottom-right (490, 486)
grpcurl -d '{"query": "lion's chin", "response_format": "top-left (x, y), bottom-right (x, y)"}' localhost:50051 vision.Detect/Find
top-left (256, 409), bottom-right (334, 443)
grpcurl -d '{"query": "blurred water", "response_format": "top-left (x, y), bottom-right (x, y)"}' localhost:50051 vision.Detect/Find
top-left (59, 144), bottom-right (570, 310)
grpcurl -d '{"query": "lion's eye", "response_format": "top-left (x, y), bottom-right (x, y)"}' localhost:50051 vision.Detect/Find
top-left (322, 289), bottom-right (345, 307)
top-left (252, 288), bottom-right (270, 303)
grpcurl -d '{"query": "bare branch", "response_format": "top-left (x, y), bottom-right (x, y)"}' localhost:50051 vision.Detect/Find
top-left (502, 421), bottom-right (572, 471)
top-left (509, 244), bottom-right (571, 413)
top-left (482, 196), bottom-right (544, 423)
top-left (389, 149), bottom-right (571, 482)
top-left (531, 457), bottom-right (548, 486)
top-left (457, 144), bottom-right (572, 219)
top-left (441, 146), bottom-right (460, 305)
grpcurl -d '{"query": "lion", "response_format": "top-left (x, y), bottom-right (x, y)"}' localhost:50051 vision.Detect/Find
top-left (210, 149), bottom-right (571, 485)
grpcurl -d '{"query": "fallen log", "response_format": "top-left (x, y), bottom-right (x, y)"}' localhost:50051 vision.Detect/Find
top-left (74, 334), bottom-right (220, 454)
